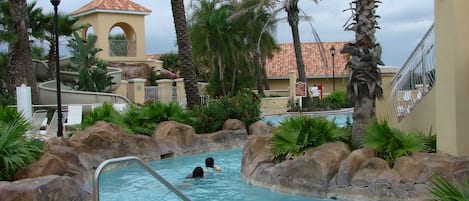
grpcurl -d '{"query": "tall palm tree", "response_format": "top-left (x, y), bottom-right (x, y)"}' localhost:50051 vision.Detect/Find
top-left (234, 1), bottom-right (279, 96)
top-left (233, 0), bottom-right (325, 107)
top-left (341, 0), bottom-right (383, 148)
top-left (190, 0), bottom-right (248, 96)
top-left (171, 0), bottom-right (201, 109)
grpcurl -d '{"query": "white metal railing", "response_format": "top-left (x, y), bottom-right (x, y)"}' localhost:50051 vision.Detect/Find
top-left (390, 23), bottom-right (435, 120)
top-left (93, 156), bottom-right (190, 201)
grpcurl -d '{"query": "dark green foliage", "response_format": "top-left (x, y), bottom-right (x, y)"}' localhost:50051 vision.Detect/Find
top-left (68, 32), bottom-right (112, 92)
top-left (188, 102), bottom-right (229, 134)
top-left (0, 107), bottom-right (43, 181)
top-left (363, 119), bottom-right (425, 166)
top-left (417, 128), bottom-right (437, 153)
top-left (81, 102), bottom-right (125, 129)
top-left (0, 93), bottom-right (15, 106)
top-left (271, 115), bottom-right (347, 161)
top-left (430, 175), bottom-right (469, 201)
top-left (322, 91), bottom-right (354, 110)
top-left (187, 89), bottom-right (261, 133)
top-left (123, 101), bottom-right (188, 135)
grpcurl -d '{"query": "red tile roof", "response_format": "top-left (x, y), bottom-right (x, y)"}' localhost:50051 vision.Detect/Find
top-left (265, 41), bottom-right (350, 78)
top-left (71, 0), bottom-right (151, 16)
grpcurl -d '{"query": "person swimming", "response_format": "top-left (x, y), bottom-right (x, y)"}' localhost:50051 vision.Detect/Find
top-left (205, 157), bottom-right (221, 172)
top-left (186, 166), bottom-right (204, 178)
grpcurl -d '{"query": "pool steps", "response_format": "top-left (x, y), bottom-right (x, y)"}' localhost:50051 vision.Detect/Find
top-left (93, 156), bottom-right (191, 201)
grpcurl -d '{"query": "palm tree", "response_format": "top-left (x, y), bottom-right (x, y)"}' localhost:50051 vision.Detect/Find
top-left (171, 0), bottom-right (201, 109)
top-left (233, 0), bottom-right (326, 107)
top-left (31, 11), bottom-right (79, 79)
top-left (189, 0), bottom-right (244, 96)
top-left (340, 0), bottom-right (383, 148)
top-left (235, 2), bottom-right (279, 96)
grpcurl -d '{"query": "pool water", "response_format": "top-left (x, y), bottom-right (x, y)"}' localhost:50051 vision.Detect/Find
top-left (95, 148), bottom-right (333, 201)
top-left (263, 113), bottom-right (352, 127)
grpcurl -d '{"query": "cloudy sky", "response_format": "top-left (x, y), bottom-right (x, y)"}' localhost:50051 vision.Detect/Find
top-left (32, 0), bottom-right (434, 67)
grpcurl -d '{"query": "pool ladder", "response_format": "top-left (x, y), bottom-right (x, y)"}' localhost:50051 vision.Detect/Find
top-left (93, 156), bottom-right (191, 201)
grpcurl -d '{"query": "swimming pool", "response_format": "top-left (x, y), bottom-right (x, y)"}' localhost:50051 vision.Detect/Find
top-left (262, 112), bottom-right (353, 127)
top-left (95, 148), bottom-right (333, 201)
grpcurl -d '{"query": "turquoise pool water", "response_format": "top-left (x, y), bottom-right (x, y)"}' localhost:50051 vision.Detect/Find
top-left (262, 112), bottom-right (352, 127)
top-left (96, 148), bottom-right (333, 201)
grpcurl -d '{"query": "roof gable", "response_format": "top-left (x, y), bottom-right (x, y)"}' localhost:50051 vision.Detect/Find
top-left (265, 41), bottom-right (350, 78)
top-left (71, 0), bottom-right (151, 17)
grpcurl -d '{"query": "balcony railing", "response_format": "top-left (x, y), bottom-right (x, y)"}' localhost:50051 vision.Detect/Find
top-left (109, 40), bottom-right (136, 57)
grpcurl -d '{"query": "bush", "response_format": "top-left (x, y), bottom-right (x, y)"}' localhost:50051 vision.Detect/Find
top-left (187, 89), bottom-right (261, 134)
top-left (0, 107), bottom-right (43, 181)
top-left (322, 91), bottom-right (354, 110)
top-left (363, 119), bottom-right (425, 166)
top-left (123, 101), bottom-right (188, 135)
top-left (430, 174), bottom-right (469, 200)
top-left (270, 115), bottom-right (348, 162)
top-left (81, 102), bottom-right (125, 129)
top-left (417, 127), bottom-right (436, 153)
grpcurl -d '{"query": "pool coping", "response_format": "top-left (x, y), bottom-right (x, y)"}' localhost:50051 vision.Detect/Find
top-left (261, 107), bottom-right (354, 117)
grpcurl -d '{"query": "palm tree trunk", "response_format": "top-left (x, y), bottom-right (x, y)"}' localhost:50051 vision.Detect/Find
top-left (261, 56), bottom-right (270, 90)
top-left (254, 51), bottom-right (265, 96)
top-left (349, 0), bottom-right (383, 148)
top-left (9, 0), bottom-right (38, 104)
top-left (286, 2), bottom-right (312, 108)
top-left (47, 41), bottom-right (56, 79)
top-left (171, 0), bottom-right (200, 109)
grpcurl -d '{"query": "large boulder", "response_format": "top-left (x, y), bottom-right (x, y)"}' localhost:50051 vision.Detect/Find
top-left (0, 175), bottom-right (92, 201)
top-left (222, 119), bottom-right (246, 130)
top-left (334, 147), bottom-right (375, 187)
top-left (248, 120), bottom-right (272, 135)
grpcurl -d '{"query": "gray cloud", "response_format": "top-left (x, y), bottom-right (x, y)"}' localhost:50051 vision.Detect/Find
top-left (30, 0), bottom-right (434, 66)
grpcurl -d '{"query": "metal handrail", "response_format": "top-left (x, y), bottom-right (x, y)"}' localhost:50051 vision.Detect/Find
top-left (388, 23), bottom-right (435, 120)
top-left (93, 156), bottom-right (191, 201)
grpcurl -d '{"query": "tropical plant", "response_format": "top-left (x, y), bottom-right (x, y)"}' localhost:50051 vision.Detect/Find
top-left (0, 107), bottom-right (43, 181)
top-left (340, 0), bottom-right (384, 148)
top-left (68, 32), bottom-right (112, 92)
top-left (322, 90), bottom-right (354, 110)
top-left (271, 115), bottom-right (348, 161)
top-left (363, 119), bottom-right (424, 166)
top-left (171, 0), bottom-right (201, 109)
top-left (430, 174), bottom-right (469, 201)
top-left (417, 127), bottom-right (437, 153)
top-left (187, 89), bottom-right (261, 133)
top-left (81, 102), bottom-right (125, 129)
top-left (236, 0), bottom-right (329, 107)
top-left (30, 10), bottom-right (79, 79)
top-left (123, 101), bottom-right (189, 135)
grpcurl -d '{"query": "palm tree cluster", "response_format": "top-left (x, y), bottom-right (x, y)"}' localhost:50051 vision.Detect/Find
top-left (188, 0), bottom-right (279, 97)
top-left (0, 0), bottom-right (78, 104)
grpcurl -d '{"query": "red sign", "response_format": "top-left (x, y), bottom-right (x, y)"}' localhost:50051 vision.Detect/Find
top-left (295, 82), bottom-right (307, 97)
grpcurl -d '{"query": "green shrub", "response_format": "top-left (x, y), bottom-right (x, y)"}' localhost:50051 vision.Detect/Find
top-left (270, 115), bottom-right (347, 162)
top-left (0, 107), bottom-right (43, 181)
top-left (187, 102), bottom-right (229, 134)
top-left (322, 91), bottom-right (354, 110)
top-left (430, 174), bottom-right (469, 200)
top-left (187, 89), bottom-right (261, 134)
top-left (124, 101), bottom-right (188, 135)
top-left (0, 93), bottom-right (15, 106)
top-left (363, 119), bottom-right (425, 166)
top-left (81, 102), bottom-right (125, 129)
top-left (417, 127), bottom-right (437, 153)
